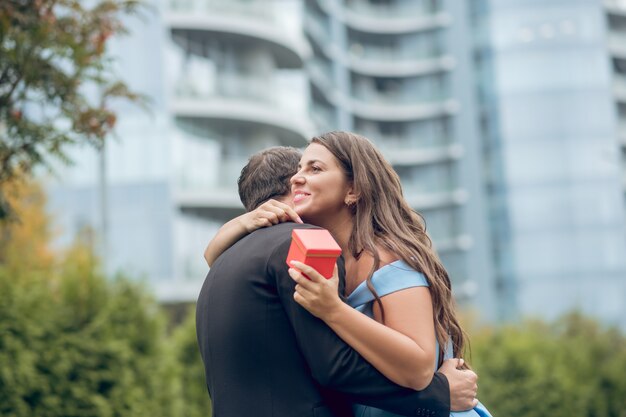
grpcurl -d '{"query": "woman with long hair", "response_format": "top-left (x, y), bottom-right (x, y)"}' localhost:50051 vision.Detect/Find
top-left (205, 131), bottom-right (490, 417)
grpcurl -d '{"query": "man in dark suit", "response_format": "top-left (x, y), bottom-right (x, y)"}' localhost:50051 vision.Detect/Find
top-left (196, 147), bottom-right (478, 417)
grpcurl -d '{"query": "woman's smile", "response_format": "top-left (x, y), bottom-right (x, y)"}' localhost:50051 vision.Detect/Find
top-left (292, 190), bottom-right (310, 204)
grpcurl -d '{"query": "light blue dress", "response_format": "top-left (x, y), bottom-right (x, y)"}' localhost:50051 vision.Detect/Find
top-left (346, 260), bottom-right (493, 417)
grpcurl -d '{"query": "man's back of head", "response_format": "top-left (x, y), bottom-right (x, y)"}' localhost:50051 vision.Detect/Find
top-left (237, 146), bottom-right (301, 212)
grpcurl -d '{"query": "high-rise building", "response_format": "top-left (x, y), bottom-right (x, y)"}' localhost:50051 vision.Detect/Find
top-left (47, 0), bottom-right (311, 301)
top-left (165, 0), bottom-right (311, 300)
top-left (46, 0), bottom-right (626, 327)
top-left (607, 2), bottom-right (626, 186)
top-left (303, 0), bottom-right (497, 317)
top-left (473, 0), bottom-right (626, 326)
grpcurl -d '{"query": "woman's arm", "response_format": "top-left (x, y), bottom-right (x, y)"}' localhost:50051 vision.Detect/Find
top-left (204, 199), bottom-right (302, 266)
top-left (288, 260), bottom-right (437, 391)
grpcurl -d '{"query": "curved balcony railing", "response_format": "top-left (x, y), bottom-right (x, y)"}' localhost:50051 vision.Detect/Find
top-left (618, 122), bottom-right (626, 145)
top-left (175, 72), bottom-right (278, 104)
top-left (343, 0), bottom-right (443, 19)
top-left (171, 71), bottom-right (312, 141)
top-left (175, 187), bottom-right (242, 210)
top-left (169, 0), bottom-right (276, 21)
top-left (177, 156), bottom-right (248, 191)
top-left (614, 74), bottom-right (626, 102)
top-left (435, 234), bottom-right (473, 253)
top-left (403, 188), bottom-right (468, 210)
top-left (308, 76), bottom-right (457, 122)
top-left (351, 41), bottom-right (444, 62)
top-left (608, 34), bottom-right (626, 58)
top-left (352, 84), bottom-right (450, 106)
top-left (310, 103), bottom-right (338, 133)
top-left (348, 95), bottom-right (457, 122)
top-left (605, 0), bottom-right (626, 16)
top-left (314, 0), bottom-right (448, 34)
top-left (304, 13), bottom-right (333, 52)
top-left (305, 10), bottom-right (450, 77)
top-left (347, 54), bottom-right (454, 78)
top-left (307, 58), bottom-right (334, 89)
top-left (343, 11), bottom-right (449, 35)
top-left (167, 0), bottom-right (308, 68)
top-left (382, 144), bottom-right (463, 166)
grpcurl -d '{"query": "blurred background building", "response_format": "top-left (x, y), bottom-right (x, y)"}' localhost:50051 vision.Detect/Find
top-left (472, 0), bottom-right (626, 323)
top-left (46, 0), bottom-right (626, 328)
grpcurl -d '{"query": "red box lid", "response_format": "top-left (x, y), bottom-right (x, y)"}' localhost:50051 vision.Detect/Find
top-left (292, 229), bottom-right (341, 256)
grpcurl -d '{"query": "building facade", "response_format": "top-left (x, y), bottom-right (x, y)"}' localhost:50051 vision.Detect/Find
top-left (46, 0), bottom-right (626, 327)
top-left (474, 0), bottom-right (626, 326)
top-left (48, 0), bottom-right (311, 301)
top-left (304, 0), bottom-right (497, 317)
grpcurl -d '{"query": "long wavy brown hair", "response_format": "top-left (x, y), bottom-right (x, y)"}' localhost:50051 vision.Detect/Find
top-left (312, 131), bottom-right (468, 366)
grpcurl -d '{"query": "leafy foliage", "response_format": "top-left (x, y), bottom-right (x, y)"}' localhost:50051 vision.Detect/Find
top-left (0, 0), bottom-right (147, 218)
top-left (0, 176), bottom-right (204, 417)
top-left (168, 307), bottom-right (213, 417)
top-left (470, 314), bottom-right (626, 417)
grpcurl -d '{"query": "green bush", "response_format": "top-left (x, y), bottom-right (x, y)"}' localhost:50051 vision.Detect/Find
top-left (0, 177), bottom-right (212, 417)
top-left (470, 313), bottom-right (626, 417)
top-left (0, 256), bottom-right (180, 417)
top-left (168, 307), bottom-right (212, 417)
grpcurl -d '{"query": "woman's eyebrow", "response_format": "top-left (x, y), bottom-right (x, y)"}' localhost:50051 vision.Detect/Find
top-left (304, 159), bottom-right (326, 166)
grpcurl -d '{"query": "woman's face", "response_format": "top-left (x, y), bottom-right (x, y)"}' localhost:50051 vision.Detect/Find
top-left (290, 143), bottom-right (352, 225)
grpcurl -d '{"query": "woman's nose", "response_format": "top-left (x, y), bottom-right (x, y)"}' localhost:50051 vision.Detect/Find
top-left (290, 172), bottom-right (304, 184)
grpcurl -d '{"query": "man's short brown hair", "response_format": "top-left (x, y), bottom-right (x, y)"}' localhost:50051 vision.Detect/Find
top-left (238, 146), bottom-right (302, 212)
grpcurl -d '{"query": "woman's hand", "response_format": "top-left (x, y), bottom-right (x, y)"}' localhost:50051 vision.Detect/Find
top-left (288, 261), bottom-right (343, 322)
top-left (240, 199), bottom-right (302, 233)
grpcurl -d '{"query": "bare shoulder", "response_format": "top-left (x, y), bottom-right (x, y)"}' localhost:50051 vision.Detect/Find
top-left (376, 247), bottom-right (399, 268)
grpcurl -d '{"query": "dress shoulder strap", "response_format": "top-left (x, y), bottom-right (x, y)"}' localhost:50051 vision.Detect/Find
top-left (347, 260), bottom-right (428, 309)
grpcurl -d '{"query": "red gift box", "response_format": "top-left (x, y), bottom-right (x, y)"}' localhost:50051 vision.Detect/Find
top-left (286, 229), bottom-right (342, 279)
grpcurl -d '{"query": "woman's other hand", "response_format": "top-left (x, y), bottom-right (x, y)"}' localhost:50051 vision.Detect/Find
top-left (288, 261), bottom-right (343, 321)
top-left (240, 199), bottom-right (302, 233)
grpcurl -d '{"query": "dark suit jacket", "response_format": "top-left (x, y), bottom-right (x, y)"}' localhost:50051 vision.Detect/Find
top-left (196, 223), bottom-right (450, 417)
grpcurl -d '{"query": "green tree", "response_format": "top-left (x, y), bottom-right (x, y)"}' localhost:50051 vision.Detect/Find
top-left (0, 177), bottom-right (187, 417)
top-left (470, 313), bottom-right (626, 417)
top-left (168, 307), bottom-right (213, 417)
top-left (0, 0), bottom-right (146, 218)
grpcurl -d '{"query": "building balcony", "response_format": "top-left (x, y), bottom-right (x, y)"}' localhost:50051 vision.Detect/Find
top-left (353, 41), bottom-right (444, 62)
top-left (306, 58), bottom-right (335, 91)
top-left (348, 96), bottom-right (458, 122)
top-left (343, 10), bottom-right (450, 35)
top-left (614, 74), bottom-right (626, 103)
top-left (605, 0), bottom-right (626, 17)
top-left (608, 34), bottom-right (626, 59)
top-left (343, 0), bottom-right (443, 18)
top-left (310, 103), bottom-right (338, 133)
top-left (353, 84), bottom-right (449, 105)
top-left (167, 0), bottom-right (308, 68)
top-left (345, 41), bottom-right (449, 77)
top-left (404, 188), bottom-right (468, 211)
top-left (347, 54), bottom-right (454, 78)
top-left (175, 188), bottom-right (242, 210)
top-left (174, 156), bottom-right (247, 210)
top-left (314, 0), bottom-right (450, 34)
top-left (304, 13), bottom-right (334, 54)
top-left (171, 73), bottom-right (313, 145)
top-left (305, 12), bottom-right (451, 78)
top-left (382, 144), bottom-right (464, 166)
top-left (435, 234), bottom-right (474, 253)
top-left (618, 122), bottom-right (626, 145)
